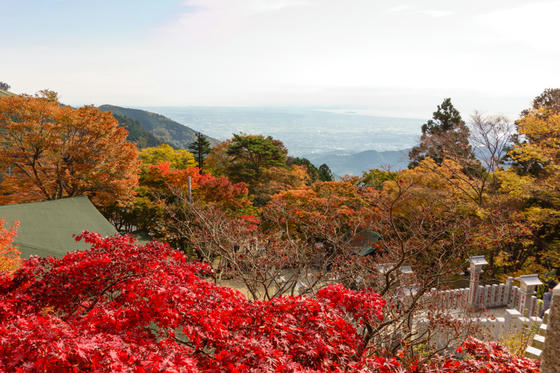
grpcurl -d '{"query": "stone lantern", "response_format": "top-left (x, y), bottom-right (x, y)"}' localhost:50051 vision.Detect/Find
top-left (517, 274), bottom-right (543, 316)
top-left (398, 266), bottom-right (417, 302)
top-left (468, 256), bottom-right (488, 307)
top-left (400, 265), bottom-right (413, 275)
top-left (377, 263), bottom-right (394, 275)
top-left (399, 265), bottom-right (415, 287)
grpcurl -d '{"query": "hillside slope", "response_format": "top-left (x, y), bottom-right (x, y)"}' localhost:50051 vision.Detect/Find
top-left (99, 105), bottom-right (219, 149)
top-left (113, 114), bottom-right (165, 148)
top-left (0, 89), bottom-right (15, 97)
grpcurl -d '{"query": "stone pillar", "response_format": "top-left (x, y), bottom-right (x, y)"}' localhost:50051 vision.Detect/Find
top-left (540, 284), bottom-right (560, 372)
top-left (505, 277), bottom-right (513, 306)
top-left (517, 274), bottom-right (542, 317)
top-left (468, 256), bottom-right (488, 309)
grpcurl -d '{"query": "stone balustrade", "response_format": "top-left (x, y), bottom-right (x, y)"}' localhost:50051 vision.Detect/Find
top-left (397, 256), bottom-right (555, 361)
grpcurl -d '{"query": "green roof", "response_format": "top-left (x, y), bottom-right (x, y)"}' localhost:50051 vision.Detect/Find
top-left (0, 196), bottom-right (117, 258)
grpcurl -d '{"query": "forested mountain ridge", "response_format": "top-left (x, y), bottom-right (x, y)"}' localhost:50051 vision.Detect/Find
top-left (99, 104), bottom-right (219, 149)
top-left (112, 114), bottom-right (165, 148)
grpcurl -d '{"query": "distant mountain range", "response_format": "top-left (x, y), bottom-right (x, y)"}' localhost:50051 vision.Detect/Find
top-left (98, 105), bottom-right (219, 149)
top-left (303, 149), bottom-right (411, 176)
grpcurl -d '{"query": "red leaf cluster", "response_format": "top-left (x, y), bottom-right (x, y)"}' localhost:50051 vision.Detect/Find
top-left (0, 233), bottom-right (540, 372)
top-left (143, 163), bottom-right (250, 211)
top-left (0, 232), bottom-right (394, 372)
top-left (423, 337), bottom-right (540, 373)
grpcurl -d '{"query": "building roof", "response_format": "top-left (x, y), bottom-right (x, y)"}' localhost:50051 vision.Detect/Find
top-left (517, 274), bottom-right (543, 288)
top-left (0, 196), bottom-right (117, 258)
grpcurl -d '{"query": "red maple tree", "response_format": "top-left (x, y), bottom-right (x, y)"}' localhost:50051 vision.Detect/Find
top-left (0, 232), bottom-right (539, 372)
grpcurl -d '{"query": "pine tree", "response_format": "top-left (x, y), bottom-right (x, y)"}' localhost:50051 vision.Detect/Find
top-left (408, 98), bottom-right (474, 168)
top-left (188, 133), bottom-right (212, 172)
top-left (318, 164), bottom-right (334, 181)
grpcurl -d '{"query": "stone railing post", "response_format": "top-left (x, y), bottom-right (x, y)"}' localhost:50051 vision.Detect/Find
top-left (504, 277), bottom-right (513, 306)
top-left (517, 275), bottom-right (543, 316)
top-left (468, 256), bottom-right (488, 309)
top-left (540, 284), bottom-right (560, 372)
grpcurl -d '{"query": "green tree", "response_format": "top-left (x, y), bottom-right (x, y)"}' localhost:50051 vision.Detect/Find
top-left (188, 133), bottom-right (212, 172)
top-left (0, 82), bottom-right (10, 91)
top-left (318, 164), bottom-right (334, 181)
top-left (409, 98), bottom-right (474, 168)
top-left (361, 169), bottom-right (397, 189)
top-left (226, 134), bottom-right (287, 183)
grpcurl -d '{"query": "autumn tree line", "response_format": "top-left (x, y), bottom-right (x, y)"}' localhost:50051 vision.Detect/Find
top-left (0, 88), bottom-right (556, 369)
top-left (1, 89), bottom-right (559, 281)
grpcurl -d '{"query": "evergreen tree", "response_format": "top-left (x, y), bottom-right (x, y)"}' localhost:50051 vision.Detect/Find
top-left (408, 98), bottom-right (474, 168)
top-left (318, 164), bottom-right (334, 181)
top-left (226, 134), bottom-right (287, 181)
top-left (0, 82), bottom-right (10, 91)
top-left (188, 133), bottom-right (212, 172)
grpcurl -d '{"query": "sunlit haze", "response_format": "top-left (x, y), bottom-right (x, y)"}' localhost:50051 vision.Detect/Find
top-left (2, 0), bottom-right (559, 118)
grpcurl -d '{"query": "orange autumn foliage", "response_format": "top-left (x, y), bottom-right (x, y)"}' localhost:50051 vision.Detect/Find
top-left (0, 219), bottom-right (21, 273)
top-left (263, 181), bottom-right (378, 240)
top-left (0, 92), bottom-right (139, 207)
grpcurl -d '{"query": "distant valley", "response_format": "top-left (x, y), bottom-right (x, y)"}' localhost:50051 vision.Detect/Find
top-left (141, 106), bottom-right (422, 175)
top-left (97, 105), bottom-right (419, 175)
top-left (302, 149), bottom-right (411, 177)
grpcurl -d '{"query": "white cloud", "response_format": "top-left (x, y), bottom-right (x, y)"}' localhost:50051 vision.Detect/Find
top-left (387, 4), bottom-right (411, 13)
top-left (3, 0), bottom-right (558, 118)
top-left (418, 9), bottom-right (454, 17)
top-left (477, 1), bottom-right (560, 52)
top-left (181, 0), bottom-right (312, 17)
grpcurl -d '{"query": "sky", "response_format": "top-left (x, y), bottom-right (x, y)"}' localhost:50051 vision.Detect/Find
top-left (1, 0), bottom-right (559, 119)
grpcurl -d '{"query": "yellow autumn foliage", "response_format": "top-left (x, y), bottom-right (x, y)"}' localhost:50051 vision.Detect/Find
top-left (0, 219), bottom-right (21, 274)
top-left (139, 144), bottom-right (197, 170)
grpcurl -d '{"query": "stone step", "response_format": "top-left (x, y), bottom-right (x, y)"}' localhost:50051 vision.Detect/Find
top-left (540, 323), bottom-right (547, 333)
top-left (532, 334), bottom-right (545, 350)
top-left (543, 309), bottom-right (550, 324)
top-left (525, 345), bottom-right (542, 360)
top-left (529, 316), bottom-right (542, 324)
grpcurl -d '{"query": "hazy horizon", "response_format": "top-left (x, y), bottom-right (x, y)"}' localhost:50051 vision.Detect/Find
top-left (139, 105), bottom-right (422, 155)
